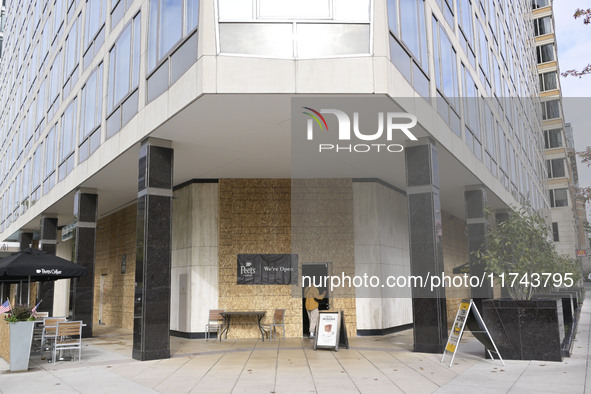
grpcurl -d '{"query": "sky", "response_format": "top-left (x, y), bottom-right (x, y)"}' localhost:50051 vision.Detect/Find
top-left (554, 0), bottom-right (591, 200)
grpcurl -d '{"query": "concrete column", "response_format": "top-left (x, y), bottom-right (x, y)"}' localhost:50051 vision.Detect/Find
top-left (72, 189), bottom-right (98, 338)
top-left (39, 215), bottom-right (58, 315)
top-left (18, 231), bottom-right (33, 250)
top-left (405, 138), bottom-right (447, 353)
top-left (133, 138), bottom-right (173, 361)
top-left (465, 186), bottom-right (493, 311)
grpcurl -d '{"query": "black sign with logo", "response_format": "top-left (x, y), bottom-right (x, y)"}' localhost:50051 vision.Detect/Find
top-left (237, 254), bottom-right (297, 285)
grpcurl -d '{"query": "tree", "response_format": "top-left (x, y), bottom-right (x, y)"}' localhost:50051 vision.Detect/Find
top-left (561, 9), bottom-right (591, 78)
top-left (577, 147), bottom-right (591, 203)
top-left (476, 207), bottom-right (581, 300)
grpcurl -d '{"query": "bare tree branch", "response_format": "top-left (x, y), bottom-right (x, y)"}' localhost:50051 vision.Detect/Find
top-left (562, 9), bottom-right (591, 77)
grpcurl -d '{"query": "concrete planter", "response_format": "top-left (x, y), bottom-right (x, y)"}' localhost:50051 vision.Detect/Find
top-left (9, 320), bottom-right (35, 372)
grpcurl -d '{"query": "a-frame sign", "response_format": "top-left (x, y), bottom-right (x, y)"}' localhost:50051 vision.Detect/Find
top-left (441, 299), bottom-right (505, 367)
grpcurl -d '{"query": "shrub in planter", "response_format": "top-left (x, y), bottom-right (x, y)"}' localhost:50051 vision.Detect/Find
top-left (475, 206), bottom-right (581, 361)
top-left (5, 304), bottom-right (37, 323)
top-left (476, 206), bottom-right (580, 300)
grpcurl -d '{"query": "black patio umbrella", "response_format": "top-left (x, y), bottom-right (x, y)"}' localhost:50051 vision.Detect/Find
top-left (0, 248), bottom-right (87, 304)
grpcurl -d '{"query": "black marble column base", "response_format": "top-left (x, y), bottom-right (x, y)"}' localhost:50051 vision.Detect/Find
top-left (132, 348), bottom-right (170, 362)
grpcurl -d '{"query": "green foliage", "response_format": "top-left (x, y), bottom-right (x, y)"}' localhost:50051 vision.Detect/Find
top-left (476, 206), bottom-right (582, 300)
top-left (4, 304), bottom-right (36, 323)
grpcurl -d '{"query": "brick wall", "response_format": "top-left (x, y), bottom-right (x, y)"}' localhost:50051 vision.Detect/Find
top-left (94, 204), bottom-right (137, 330)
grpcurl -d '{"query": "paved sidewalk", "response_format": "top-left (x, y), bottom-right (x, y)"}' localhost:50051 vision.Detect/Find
top-left (1, 285), bottom-right (590, 393)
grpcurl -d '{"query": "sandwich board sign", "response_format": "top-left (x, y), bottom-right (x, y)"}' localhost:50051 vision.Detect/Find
top-left (314, 311), bottom-right (349, 351)
top-left (441, 299), bottom-right (505, 367)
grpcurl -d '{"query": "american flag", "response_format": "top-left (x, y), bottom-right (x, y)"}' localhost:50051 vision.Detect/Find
top-left (31, 300), bottom-right (42, 317)
top-left (0, 299), bottom-right (10, 314)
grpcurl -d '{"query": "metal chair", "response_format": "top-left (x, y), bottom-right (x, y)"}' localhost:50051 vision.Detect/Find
top-left (32, 312), bottom-right (50, 351)
top-left (52, 321), bottom-right (83, 363)
top-left (262, 309), bottom-right (286, 340)
top-left (205, 309), bottom-right (225, 340)
top-left (41, 317), bottom-right (67, 353)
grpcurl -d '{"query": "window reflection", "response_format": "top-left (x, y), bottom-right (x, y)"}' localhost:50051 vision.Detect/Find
top-left (218, 0), bottom-right (371, 58)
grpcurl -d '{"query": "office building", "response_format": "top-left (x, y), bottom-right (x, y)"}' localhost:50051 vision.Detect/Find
top-left (0, 0), bottom-right (575, 360)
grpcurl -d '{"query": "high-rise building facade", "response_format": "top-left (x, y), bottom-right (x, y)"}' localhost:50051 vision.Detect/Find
top-left (0, 0), bottom-right (574, 360)
top-left (533, 0), bottom-right (583, 259)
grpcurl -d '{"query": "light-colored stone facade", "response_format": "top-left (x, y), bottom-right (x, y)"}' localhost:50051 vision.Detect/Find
top-left (171, 182), bottom-right (219, 334)
top-left (353, 181), bottom-right (412, 331)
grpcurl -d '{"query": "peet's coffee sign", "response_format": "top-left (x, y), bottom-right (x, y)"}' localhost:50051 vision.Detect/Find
top-left (237, 254), bottom-right (297, 285)
top-left (35, 268), bottom-right (63, 275)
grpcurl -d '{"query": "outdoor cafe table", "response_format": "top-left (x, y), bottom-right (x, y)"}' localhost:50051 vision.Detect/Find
top-left (219, 311), bottom-right (266, 341)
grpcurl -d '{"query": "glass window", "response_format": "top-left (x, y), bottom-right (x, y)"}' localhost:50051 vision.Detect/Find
top-left (387, 0), bottom-right (398, 36)
top-left (543, 128), bottom-right (562, 149)
top-left (32, 144), bottom-right (42, 192)
top-left (463, 66), bottom-right (480, 137)
top-left (21, 159), bottom-right (30, 209)
top-left (40, 16), bottom-right (51, 64)
top-left (546, 158), bottom-right (565, 178)
top-left (536, 43), bottom-right (554, 64)
top-left (458, 0), bottom-right (475, 67)
top-left (44, 126), bottom-right (56, 179)
top-left (433, 18), bottom-right (458, 103)
top-left (296, 24), bottom-right (370, 57)
top-left (60, 97), bottom-right (77, 162)
top-left (434, 0), bottom-right (454, 27)
top-left (54, 0), bottom-right (65, 42)
top-left (111, 0), bottom-right (133, 28)
top-left (483, 101), bottom-right (496, 158)
top-left (534, 16), bottom-right (552, 36)
top-left (80, 63), bottom-right (103, 141)
top-left (186, 0), bottom-right (199, 31)
top-left (538, 71), bottom-right (557, 91)
top-left (218, 23), bottom-right (293, 57)
top-left (498, 128), bottom-right (507, 172)
top-left (85, 0), bottom-right (106, 48)
top-left (64, 15), bottom-right (79, 82)
top-left (113, 24), bottom-right (131, 108)
top-left (552, 222), bottom-right (559, 242)
top-left (48, 49), bottom-right (62, 111)
top-left (533, 0), bottom-right (549, 9)
top-left (108, 13), bottom-right (140, 113)
top-left (541, 99), bottom-right (560, 120)
top-left (399, 0), bottom-right (428, 70)
top-left (158, 0), bottom-right (182, 60)
top-left (386, 1), bottom-right (429, 97)
top-left (549, 188), bottom-right (568, 208)
top-left (36, 78), bottom-right (46, 128)
top-left (458, 0), bottom-right (474, 46)
top-left (477, 18), bottom-right (489, 78)
top-left (148, 0), bottom-right (199, 72)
